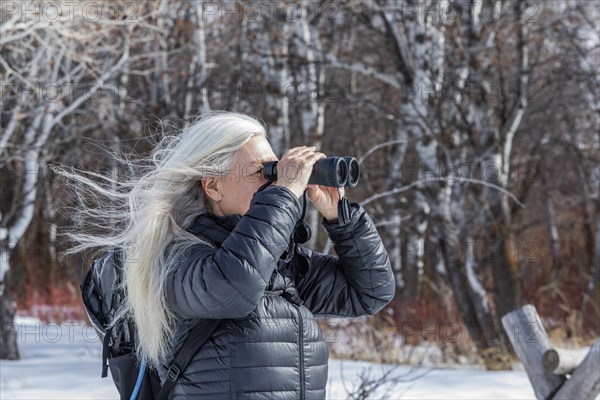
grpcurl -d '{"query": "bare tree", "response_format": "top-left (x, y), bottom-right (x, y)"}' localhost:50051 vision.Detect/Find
top-left (0, 0), bottom-right (137, 359)
top-left (306, 0), bottom-right (598, 367)
top-left (1, 0), bottom-right (596, 367)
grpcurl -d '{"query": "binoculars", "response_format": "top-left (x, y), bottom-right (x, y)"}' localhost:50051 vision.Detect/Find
top-left (262, 157), bottom-right (360, 188)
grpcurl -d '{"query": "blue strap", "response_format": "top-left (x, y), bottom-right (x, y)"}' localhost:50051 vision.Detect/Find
top-left (130, 354), bottom-right (146, 400)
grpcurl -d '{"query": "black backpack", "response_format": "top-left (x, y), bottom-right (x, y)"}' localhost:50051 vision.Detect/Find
top-left (80, 247), bottom-right (220, 400)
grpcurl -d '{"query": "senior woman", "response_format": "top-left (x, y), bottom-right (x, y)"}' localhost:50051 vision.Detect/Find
top-left (93, 111), bottom-right (394, 399)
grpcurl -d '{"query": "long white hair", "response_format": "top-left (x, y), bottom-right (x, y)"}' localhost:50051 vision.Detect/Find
top-left (57, 111), bottom-right (267, 367)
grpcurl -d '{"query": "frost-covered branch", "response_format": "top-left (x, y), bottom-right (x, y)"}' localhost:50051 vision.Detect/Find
top-left (358, 139), bottom-right (408, 165)
top-left (51, 34), bottom-right (131, 127)
top-left (323, 52), bottom-right (402, 90)
top-left (361, 177), bottom-right (525, 208)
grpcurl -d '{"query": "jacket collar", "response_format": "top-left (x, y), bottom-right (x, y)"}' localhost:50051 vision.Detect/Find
top-left (186, 210), bottom-right (309, 289)
top-left (187, 212), bottom-right (242, 247)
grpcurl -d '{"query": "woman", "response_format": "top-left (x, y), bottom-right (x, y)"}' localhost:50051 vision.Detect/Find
top-left (68, 111), bottom-right (395, 399)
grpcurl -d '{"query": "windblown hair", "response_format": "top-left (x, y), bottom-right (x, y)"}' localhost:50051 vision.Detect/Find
top-left (57, 111), bottom-right (267, 368)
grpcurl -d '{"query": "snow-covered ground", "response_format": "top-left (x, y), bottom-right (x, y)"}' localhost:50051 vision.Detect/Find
top-left (0, 317), bottom-right (535, 399)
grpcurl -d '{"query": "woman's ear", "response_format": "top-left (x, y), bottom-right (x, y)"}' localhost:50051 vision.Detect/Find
top-left (200, 177), bottom-right (223, 202)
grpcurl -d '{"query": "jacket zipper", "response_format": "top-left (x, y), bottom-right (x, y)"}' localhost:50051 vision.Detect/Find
top-left (293, 303), bottom-right (305, 400)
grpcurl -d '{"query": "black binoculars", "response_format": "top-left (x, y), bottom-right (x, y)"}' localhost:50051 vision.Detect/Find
top-left (262, 157), bottom-right (360, 188)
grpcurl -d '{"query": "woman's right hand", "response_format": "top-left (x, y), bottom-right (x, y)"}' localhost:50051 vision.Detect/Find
top-left (275, 146), bottom-right (326, 198)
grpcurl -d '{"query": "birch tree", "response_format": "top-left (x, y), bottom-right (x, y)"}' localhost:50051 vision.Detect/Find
top-left (1, 0), bottom-right (596, 367)
top-left (315, 0), bottom-right (543, 367)
top-left (0, 0), bottom-right (134, 360)
top-left (291, 4), bottom-right (328, 249)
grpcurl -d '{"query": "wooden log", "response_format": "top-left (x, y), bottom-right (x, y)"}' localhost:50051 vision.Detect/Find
top-left (501, 305), bottom-right (565, 400)
top-left (542, 347), bottom-right (591, 375)
top-left (553, 338), bottom-right (600, 400)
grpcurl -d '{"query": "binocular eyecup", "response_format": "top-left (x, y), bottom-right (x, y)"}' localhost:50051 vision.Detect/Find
top-left (262, 156), bottom-right (360, 188)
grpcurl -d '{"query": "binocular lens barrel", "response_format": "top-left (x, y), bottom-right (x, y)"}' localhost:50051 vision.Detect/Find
top-left (344, 157), bottom-right (360, 188)
top-left (309, 157), bottom-right (347, 187)
top-left (262, 156), bottom-right (360, 188)
top-left (262, 160), bottom-right (278, 179)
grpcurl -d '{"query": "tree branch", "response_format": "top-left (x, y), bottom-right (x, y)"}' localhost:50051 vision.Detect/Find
top-left (322, 52), bottom-right (402, 90)
top-left (361, 177), bottom-right (526, 208)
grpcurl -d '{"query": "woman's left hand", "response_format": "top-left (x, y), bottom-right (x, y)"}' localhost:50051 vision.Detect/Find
top-left (306, 184), bottom-right (345, 222)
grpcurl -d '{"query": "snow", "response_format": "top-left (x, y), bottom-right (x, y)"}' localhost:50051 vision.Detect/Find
top-left (1, 317), bottom-right (535, 399)
top-left (327, 361), bottom-right (534, 399)
top-left (0, 317), bottom-right (116, 399)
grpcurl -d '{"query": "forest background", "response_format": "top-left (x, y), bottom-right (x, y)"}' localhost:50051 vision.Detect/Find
top-left (1, 0), bottom-right (598, 370)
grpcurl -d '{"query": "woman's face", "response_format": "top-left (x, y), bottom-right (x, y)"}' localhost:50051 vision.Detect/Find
top-left (203, 135), bottom-right (278, 216)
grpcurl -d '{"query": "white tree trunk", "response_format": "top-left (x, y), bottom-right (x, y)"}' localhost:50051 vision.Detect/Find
top-left (383, 125), bottom-right (409, 290)
top-left (195, 1), bottom-right (210, 115)
top-left (296, 9), bottom-right (326, 250)
top-left (0, 250), bottom-right (9, 298)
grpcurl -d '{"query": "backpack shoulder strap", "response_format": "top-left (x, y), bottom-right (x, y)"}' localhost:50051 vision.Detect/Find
top-left (156, 319), bottom-right (221, 400)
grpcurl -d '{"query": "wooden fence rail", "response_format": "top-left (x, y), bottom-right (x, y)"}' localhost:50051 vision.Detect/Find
top-left (501, 304), bottom-right (600, 400)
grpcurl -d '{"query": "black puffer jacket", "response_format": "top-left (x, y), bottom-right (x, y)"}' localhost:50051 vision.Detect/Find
top-left (157, 185), bottom-right (395, 399)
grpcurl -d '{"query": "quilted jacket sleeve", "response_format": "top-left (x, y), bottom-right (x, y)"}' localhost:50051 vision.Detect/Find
top-left (294, 202), bottom-right (395, 317)
top-left (166, 185), bottom-right (302, 320)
